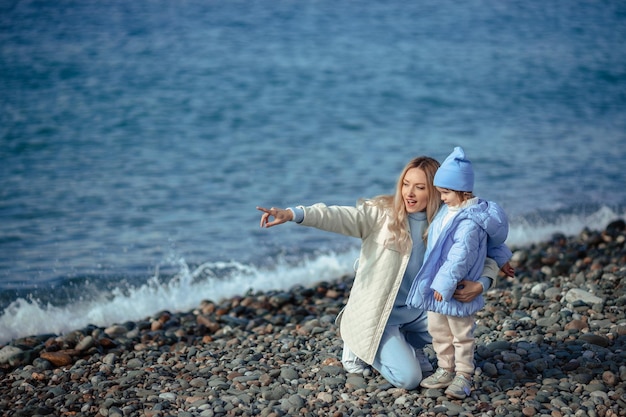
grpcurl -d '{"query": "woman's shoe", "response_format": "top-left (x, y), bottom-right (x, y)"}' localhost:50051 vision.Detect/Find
top-left (341, 346), bottom-right (368, 374)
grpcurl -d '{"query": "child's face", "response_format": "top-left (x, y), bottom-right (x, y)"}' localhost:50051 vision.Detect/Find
top-left (436, 187), bottom-right (462, 207)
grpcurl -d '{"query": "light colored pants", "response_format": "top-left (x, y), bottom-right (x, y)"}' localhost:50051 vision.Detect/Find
top-left (427, 311), bottom-right (476, 376)
top-left (371, 310), bottom-right (431, 390)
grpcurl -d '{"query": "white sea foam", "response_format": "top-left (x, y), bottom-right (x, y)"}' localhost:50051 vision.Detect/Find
top-left (506, 205), bottom-right (625, 247)
top-left (0, 250), bottom-right (359, 345)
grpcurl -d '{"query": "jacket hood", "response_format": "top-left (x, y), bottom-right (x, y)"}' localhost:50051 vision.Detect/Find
top-left (458, 199), bottom-right (509, 247)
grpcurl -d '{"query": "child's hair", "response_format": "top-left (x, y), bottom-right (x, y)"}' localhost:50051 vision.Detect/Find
top-left (368, 156), bottom-right (441, 253)
top-left (453, 190), bottom-right (475, 202)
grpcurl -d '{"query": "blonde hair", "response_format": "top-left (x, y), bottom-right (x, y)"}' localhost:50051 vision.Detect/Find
top-left (368, 156), bottom-right (441, 253)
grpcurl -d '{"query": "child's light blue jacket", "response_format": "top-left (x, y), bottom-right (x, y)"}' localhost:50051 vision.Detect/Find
top-left (406, 199), bottom-right (511, 317)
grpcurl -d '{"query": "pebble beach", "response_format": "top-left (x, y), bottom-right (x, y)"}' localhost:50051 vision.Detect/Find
top-left (1, 220), bottom-right (625, 417)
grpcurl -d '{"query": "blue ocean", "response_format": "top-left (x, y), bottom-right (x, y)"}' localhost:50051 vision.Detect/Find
top-left (1, 0), bottom-right (625, 344)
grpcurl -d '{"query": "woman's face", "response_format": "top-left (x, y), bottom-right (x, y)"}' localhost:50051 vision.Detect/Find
top-left (402, 167), bottom-right (429, 213)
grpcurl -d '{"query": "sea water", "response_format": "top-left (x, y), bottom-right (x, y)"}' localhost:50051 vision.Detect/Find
top-left (1, 0), bottom-right (625, 344)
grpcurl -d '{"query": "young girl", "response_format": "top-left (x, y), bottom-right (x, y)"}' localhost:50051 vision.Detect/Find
top-left (406, 146), bottom-right (513, 399)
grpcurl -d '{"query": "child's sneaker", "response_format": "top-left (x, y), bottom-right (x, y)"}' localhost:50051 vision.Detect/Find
top-left (444, 374), bottom-right (472, 399)
top-left (420, 367), bottom-right (454, 388)
top-left (414, 349), bottom-right (434, 373)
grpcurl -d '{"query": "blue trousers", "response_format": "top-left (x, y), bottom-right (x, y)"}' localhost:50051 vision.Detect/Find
top-left (371, 310), bottom-right (431, 390)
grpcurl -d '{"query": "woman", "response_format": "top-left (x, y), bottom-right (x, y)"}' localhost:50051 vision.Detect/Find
top-left (257, 156), bottom-right (504, 390)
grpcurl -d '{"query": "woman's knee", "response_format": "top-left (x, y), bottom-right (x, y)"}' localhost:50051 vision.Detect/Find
top-left (392, 373), bottom-right (421, 390)
top-left (380, 366), bottom-right (422, 390)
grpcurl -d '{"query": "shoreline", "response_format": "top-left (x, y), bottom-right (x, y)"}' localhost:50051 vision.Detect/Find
top-left (1, 220), bottom-right (625, 416)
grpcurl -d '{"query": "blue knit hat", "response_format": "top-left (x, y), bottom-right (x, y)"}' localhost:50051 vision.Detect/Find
top-left (434, 146), bottom-right (474, 192)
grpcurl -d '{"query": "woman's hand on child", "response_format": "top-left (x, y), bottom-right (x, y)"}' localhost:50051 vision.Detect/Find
top-left (453, 280), bottom-right (482, 302)
top-left (257, 206), bottom-right (294, 228)
top-left (433, 290), bottom-right (443, 302)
